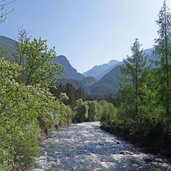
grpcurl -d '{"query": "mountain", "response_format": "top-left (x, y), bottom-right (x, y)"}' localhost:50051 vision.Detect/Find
top-left (0, 36), bottom-right (160, 95)
top-left (56, 76), bottom-right (97, 89)
top-left (80, 76), bottom-right (97, 87)
top-left (0, 36), bottom-right (16, 49)
top-left (89, 64), bottom-right (122, 95)
top-left (0, 36), bottom-right (16, 59)
top-left (53, 55), bottom-right (85, 81)
top-left (0, 36), bottom-right (85, 81)
top-left (89, 48), bottom-right (159, 95)
top-left (83, 59), bottom-right (120, 80)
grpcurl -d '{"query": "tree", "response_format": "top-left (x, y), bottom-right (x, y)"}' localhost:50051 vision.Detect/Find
top-left (59, 92), bottom-right (69, 104)
top-left (0, 57), bottom-right (73, 170)
top-left (120, 39), bottom-right (146, 118)
top-left (15, 29), bottom-right (63, 87)
top-left (73, 99), bottom-right (88, 123)
top-left (87, 101), bottom-right (98, 121)
top-left (155, 0), bottom-right (171, 116)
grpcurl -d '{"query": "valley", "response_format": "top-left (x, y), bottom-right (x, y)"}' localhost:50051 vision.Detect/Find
top-left (34, 122), bottom-right (171, 171)
top-left (1, 0), bottom-right (171, 170)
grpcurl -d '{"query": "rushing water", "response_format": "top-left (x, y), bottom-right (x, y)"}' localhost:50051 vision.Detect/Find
top-left (33, 122), bottom-right (171, 171)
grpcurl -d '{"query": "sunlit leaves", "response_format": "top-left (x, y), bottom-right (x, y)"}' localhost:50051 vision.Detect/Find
top-left (0, 58), bottom-right (72, 170)
top-left (15, 29), bottom-right (64, 87)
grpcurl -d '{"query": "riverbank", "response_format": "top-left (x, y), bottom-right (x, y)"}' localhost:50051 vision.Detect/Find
top-left (100, 123), bottom-right (171, 159)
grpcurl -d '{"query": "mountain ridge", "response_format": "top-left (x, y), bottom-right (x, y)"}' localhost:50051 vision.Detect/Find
top-left (83, 59), bottom-right (120, 80)
top-left (88, 48), bottom-right (159, 95)
top-left (0, 36), bottom-right (160, 95)
top-left (53, 55), bottom-right (85, 81)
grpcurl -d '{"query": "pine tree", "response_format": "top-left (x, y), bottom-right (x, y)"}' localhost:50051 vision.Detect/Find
top-left (120, 39), bottom-right (146, 118)
top-left (155, 0), bottom-right (171, 116)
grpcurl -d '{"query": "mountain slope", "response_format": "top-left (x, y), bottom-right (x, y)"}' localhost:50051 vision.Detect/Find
top-left (0, 36), bottom-right (16, 49)
top-left (0, 36), bottom-right (16, 58)
top-left (0, 36), bottom-right (85, 81)
top-left (89, 64), bottom-right (122, 95)
top-left (0, 36), bottom-right (160, 95)
top-left (89, 48), bottom-right (159, 95)
top-left (56, 76), bottom-right (97, 89)
top-left (53, 55), bottom-right (85, 80)
top-left (83, 59), bottom-right (120, 80)
top-left (80, 76), bottom-right (97, 87)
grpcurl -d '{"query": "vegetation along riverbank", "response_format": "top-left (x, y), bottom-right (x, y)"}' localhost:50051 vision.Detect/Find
top-left (1, 0), bottom-right (171, 170)
top-left (100, 0), bottom-right (171, 159)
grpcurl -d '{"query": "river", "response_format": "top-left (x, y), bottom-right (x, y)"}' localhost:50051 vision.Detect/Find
top-left (33, 122), bottom-right (171, 171)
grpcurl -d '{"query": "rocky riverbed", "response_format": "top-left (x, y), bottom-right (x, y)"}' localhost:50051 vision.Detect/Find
top-left (33, 122), bottom-right (171, 171)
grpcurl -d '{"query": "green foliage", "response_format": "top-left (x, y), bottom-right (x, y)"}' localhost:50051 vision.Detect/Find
top-left (59, 92), bottom-right (69, 104)
top-left (50, 83), bottom-right (85, 106)
top-left (101, 1), bottom-right (171, 155)
top-left (0, 58), bottom-right (39, 170)
top-left (155, 0), bottom-right (171, 116)
top-left (86, 101), bottom-right (98, 121)
top-left (0, 58), bottom-right (74, 170)
top-left (119, 39), bottom-right (147, 119)
top-left (73, 100), bottom-right (100, 122)
top-left (73, 99), bottom-right (89, 123)
top-left (72, 99), bottom-right (116, 124)
top-left (0, 33), bottom-right (74, 170)
top-left (15, 29), bottom-right (63, 87)
top-left (100, 101), bottom-right (117, 126)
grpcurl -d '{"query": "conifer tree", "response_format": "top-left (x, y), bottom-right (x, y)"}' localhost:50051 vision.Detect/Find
top-left (155, 0), bottom-right (171, 116)
top-left (120, 39), bottom-right (146, 118)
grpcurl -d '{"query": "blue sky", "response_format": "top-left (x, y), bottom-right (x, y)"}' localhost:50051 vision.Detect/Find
top-left (1, 0), bottom-right (170, 72)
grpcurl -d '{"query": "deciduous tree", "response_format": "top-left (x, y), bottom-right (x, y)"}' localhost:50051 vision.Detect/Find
top-left (15, 29), bottom-right (63, 87)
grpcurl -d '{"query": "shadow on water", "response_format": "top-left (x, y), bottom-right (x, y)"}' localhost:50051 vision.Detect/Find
top-left (33, 122), bottom-right (171, 171)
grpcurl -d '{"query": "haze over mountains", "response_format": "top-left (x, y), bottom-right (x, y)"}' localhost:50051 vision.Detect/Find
top-left (0, 36), bottom-right (158, 95)
top-left (83, 59), bottom-right (120, 80)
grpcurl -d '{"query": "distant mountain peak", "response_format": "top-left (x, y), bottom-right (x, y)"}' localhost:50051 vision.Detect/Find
top-left (89, 47), bottom-right (160, 95)
top-left (83, 59), bottom-right (120, 80)
top-left (55, 55), bottom-right (70, 65)
top-left (109, 59), bottom-right (119, 64)
top-left (57, 55), bottom-right (67, 60)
